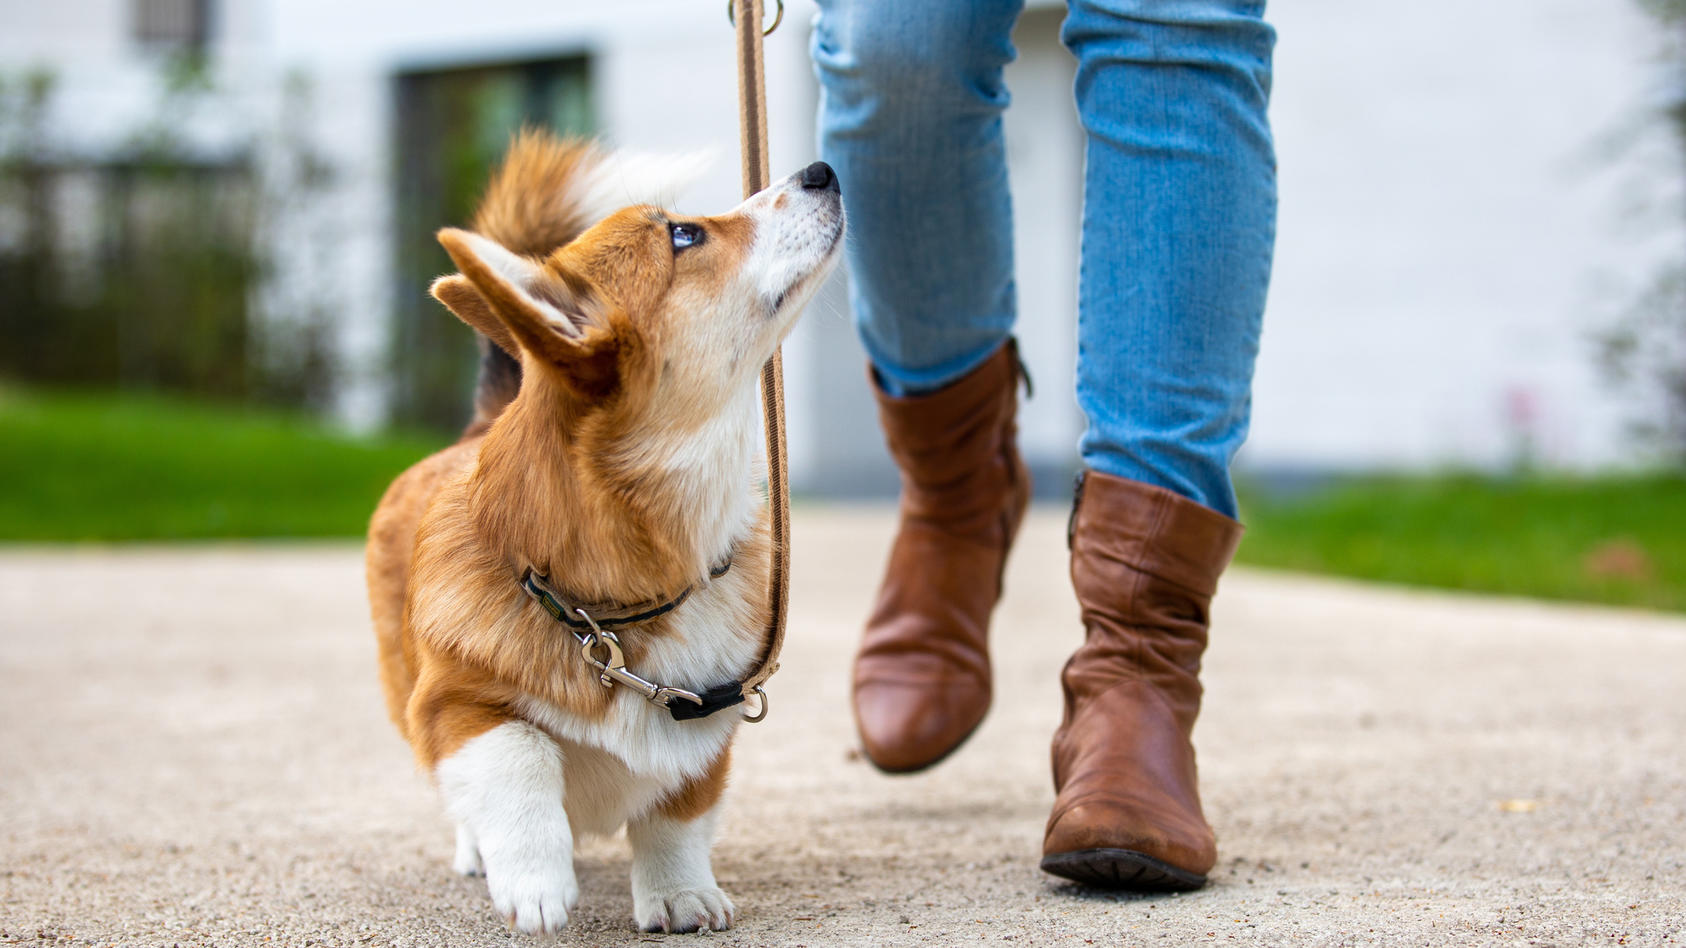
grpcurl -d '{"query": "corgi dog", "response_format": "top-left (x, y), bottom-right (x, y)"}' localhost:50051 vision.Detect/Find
top-left (365, 130), bottom-right (843, 934)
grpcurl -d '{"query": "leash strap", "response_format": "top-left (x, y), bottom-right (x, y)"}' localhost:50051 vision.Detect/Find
top-left (733, 0), bottom-right (789, 711)
top-left (501, 5), bottom-right (787, 724)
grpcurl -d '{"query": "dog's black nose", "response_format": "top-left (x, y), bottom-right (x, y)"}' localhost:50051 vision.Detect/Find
top-left (800, 161), bottom-right (839, 193)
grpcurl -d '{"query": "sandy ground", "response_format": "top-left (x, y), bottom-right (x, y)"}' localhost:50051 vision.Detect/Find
top-left (2, 507), bottom-right (1683, 948)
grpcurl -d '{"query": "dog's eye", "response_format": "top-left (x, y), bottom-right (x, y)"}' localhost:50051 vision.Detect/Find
top-left (669, 222), bottom-right (704, 252)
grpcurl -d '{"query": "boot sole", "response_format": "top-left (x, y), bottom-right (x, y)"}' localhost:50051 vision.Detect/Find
top-left (1039, 848), bottom-right (1208, 892)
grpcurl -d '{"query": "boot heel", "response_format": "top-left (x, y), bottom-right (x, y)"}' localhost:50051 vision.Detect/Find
top-left (1040, 849), bottom-right (1208, 892)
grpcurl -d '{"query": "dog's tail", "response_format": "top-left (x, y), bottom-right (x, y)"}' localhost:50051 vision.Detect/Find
top-left (459, 130), bottom-right (600, 435)
top-left (472, 128), bottom-right (606, 259)
top-left (460, 129), bottom-right (711, 434)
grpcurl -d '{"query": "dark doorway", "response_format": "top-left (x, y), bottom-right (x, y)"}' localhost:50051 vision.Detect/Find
top-left (390, 56), bottom-right (593, 431)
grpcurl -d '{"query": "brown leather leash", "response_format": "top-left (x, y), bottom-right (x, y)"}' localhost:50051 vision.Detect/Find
top-left (515, 3), bottom-right (792, 724)
top-left (731, 0), bottom-right (788, 719)
top-left (525, 3), bottom-right (790, 722)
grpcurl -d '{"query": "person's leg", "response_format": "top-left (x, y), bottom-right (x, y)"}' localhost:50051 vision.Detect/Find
top-left (812, 0), bottom-right (1025, 394)
top-left (1067, 0), bottom-right (1276, 519)
top-left (812, 0), bottom-right (1032, 773)
top-left (1043, 0), bottom-right (1275, 890)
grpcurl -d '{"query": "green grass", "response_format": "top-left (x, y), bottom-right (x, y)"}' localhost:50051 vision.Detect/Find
top-left (1236, 473), bottom-right (1686, 612)
top-left (0, 386), bottom-right (443, 541)
top-left (4, 386), bottom-right (1684, 613)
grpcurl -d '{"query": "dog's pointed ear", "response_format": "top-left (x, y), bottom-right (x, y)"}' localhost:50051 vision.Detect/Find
top-left (430, 274), bottom-right (518, 359)
top-left (434, 228), bottom-right (620, 398)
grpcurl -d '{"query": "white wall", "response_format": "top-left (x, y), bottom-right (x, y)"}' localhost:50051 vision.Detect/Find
top-left (1249, 0), bottom-right (1678, 472)
top-left (765, 0), bottom-right (1681, 487)
top-left (4, 0), bottom-right (1676, 482)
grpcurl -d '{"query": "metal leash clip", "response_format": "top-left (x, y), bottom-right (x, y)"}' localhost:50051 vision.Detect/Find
top-left (573, 608), bottom-right (705, 710)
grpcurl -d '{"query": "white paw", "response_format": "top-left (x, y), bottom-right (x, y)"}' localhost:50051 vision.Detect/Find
top-left (487, 862), bottom-right (579, 934)
top-left (634, 886), bottom-right (735, 934)
top-left (453, 825), bottom-right (483, 877)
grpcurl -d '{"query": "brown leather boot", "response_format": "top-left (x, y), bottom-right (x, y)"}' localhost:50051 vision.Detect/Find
top-left (853, 340), bottom-right (1030, 773)
top-left (1041, 470), bottom-right (1243, 890)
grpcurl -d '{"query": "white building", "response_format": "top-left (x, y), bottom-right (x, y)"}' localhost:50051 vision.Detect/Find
top-left (1, 0), bottom-right (1676, 493)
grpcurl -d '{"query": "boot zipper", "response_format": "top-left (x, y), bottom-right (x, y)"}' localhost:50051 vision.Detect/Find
top-left (1067, 471), bottom-right (1087, 550)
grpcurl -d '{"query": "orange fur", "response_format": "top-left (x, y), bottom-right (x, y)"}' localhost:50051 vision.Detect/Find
top-left (366, 438), bottom-right (480, 736)
top-left (472, 128), bottom-right (601, 257)
top-left (403, 638), bottom-right (525, 766)
top-left (366, 132), bottom-right (775, 784)
top-left (363, 129), bottom-right (843, 933)
top-left (658, 746), bottom-right (733, 823)
top-left (430, 275), bottom-right (516, 358)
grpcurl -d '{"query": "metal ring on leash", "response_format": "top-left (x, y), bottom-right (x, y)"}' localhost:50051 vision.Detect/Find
top-left (727, 0), bottom-right (783, 36)
top-left (740, 686), bottom-right (769, 723)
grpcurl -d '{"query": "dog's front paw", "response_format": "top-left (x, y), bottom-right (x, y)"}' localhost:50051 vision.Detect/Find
top-left (635, 886), bottom-right (735, 934)
top-left (452, 825), bottom-right (484, 877)
top-left (488, 863), bottom-right (579, 934)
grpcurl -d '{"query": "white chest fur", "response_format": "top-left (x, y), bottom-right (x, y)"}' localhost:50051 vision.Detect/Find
top-left (511, 565), bottom-right (759, 835)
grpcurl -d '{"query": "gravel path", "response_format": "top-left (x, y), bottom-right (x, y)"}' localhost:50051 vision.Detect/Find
top-left (2, 508), bottom-right (1683, 947)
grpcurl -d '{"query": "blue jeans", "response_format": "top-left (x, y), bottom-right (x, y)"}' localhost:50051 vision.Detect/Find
top-left (812, 0), bottom-right (1276, 518)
